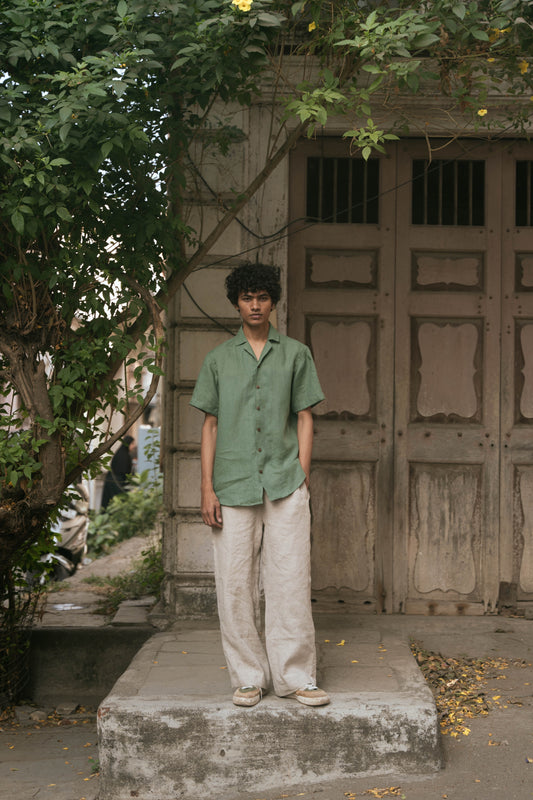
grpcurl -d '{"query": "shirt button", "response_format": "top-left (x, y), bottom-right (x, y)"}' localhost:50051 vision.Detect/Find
top-left (258, 448), bottom-right (262, 452)
top-left (256, 406), bottom-right (260, 411)
top-left (257, 427), bottom-right (261, 432)
top-left (256, 385), bottom-right (260, 389)
top-left (259, 469), bottom-right (263, 474)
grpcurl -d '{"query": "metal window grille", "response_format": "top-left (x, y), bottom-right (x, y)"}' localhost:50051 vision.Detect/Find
top-left (412, 159), bottom-right (485, 226)
top-left (516, 161), bottom-right (533, 226)
top-left (306, 157), bottom-right (380, 224)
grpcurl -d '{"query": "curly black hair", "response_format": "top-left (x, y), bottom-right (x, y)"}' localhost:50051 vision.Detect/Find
top-left (225, 263), bottom-right (281, 306)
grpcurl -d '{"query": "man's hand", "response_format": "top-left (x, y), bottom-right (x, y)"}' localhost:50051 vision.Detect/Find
top-left (201, 486), bottom-right (223, 528)
top-left (297, 407), bottom-right (314, 489)
top-left (200, 412), bottom-right (222, 528)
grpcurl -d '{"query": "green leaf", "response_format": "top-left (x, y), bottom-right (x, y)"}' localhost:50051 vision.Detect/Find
top-left (56, 206), bottom-right (73, 222)
top-left (406, 73), bottom-right (420, 91)
top-left (412, 33), bottom-right (440, 48)
top-left (117, 0), bottom-right (128, 16)
top-left (59, 105), bottom-right (73, 123)
top-left (452, 3), bottom-right (466, 19)
top-left (366, 9), bottom-right (377, 28)
top-left (256, 12), bottom-right (282, 27)
top-left (316, 106), bottom-right (327, 126)
top-left (11, 210), bottom-right (24, 235)
top-left (8, 470), bottom-right (19, 486)
top-left (47, 41), bottom-right (60, 60)
top-left (112, 81), bottom-right (129, 97)
top-left (59, 123), bottom-right (71, 142)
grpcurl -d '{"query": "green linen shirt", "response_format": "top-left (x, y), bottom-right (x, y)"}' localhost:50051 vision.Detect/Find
top-left (190, 324), bottom-right (324, 507)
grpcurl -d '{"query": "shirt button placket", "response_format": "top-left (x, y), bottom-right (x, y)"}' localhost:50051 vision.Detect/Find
top-left (255, 369), bottom-right (264, 482)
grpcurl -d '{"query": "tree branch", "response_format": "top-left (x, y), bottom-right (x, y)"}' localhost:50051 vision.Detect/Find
top-left (63, 275), bottom-right (165, 487)
top-left (160, 119), bottom-right (308, 303)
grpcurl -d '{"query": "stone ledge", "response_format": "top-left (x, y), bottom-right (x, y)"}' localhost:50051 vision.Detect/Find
top-left (97, 623), bottom-right (441, 799)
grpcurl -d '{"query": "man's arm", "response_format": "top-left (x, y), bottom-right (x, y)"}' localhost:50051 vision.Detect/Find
top-left (297, 407), bottom-right (314, 487)
top-left (200, 412), bottom-right (223, 528)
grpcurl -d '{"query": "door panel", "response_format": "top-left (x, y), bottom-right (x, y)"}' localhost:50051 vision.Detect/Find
top-left (501, 143), bottom-right (533, 608)
top-left (289, 140), bottom-right (395, 611)
top-left (394, 141), bottom-right (502, 614)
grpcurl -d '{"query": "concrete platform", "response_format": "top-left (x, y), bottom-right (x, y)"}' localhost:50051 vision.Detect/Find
top-left (97, 615), bottom-right (441, 800)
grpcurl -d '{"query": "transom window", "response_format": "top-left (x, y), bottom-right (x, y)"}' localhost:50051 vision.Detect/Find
top-left (306, 157), bottom-right (380, 224)
top-left (412, 159), bottom-right (485, 226)
top-left (516, 161), bottom-right (533, 226)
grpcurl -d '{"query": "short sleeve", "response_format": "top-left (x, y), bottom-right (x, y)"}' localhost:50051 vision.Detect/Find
top-left (190, 354), bottom-right (219, 416)
top-left (291, 347), bottom-right (325, 413)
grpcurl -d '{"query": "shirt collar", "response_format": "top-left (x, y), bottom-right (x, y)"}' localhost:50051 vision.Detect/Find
top-left (234, 323), bottom-right (280, 345)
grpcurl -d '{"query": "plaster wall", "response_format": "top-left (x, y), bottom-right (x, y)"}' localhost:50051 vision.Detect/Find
top-left (160, 102), bottom-right (290, 617)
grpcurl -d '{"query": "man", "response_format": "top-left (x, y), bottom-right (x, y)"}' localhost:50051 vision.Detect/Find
top-left (190, 263), bottom-right (329, 708)
top-left (100, 435), bottom-right (135, 509)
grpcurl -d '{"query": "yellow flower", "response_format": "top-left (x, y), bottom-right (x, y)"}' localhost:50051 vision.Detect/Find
top-left (489, 26), bottom-right (510, 42)
top-left (232, 0), bottom-right (252, 10)
top-left (308, 20), bottom-right (316, 32)
top-left (519, 60), bottom-right (529, 74)
top-left (477, 108), bottom-right (488, 117)
top-left (487, 57), bottom-right (495, 63)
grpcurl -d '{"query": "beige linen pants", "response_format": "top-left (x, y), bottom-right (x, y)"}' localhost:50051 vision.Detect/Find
top-left (212, 483), bottom-right (317, 696)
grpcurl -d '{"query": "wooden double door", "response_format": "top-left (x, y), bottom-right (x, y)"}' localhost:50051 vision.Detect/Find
top-left (289, 138), bottom-right (533, 614)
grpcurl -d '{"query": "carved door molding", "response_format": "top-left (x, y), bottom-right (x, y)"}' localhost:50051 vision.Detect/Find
top-left (501, 142), bottom-right (533, 608)
top-left (394, 141), bottom-right (501, 614)
top-left (289, 139), bottom-right (395, 611)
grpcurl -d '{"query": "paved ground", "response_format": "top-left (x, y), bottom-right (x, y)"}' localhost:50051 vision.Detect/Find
top-left (2, 615), bottom-right (533, 800)
top-left (1, 540), bottom-right (533, 800)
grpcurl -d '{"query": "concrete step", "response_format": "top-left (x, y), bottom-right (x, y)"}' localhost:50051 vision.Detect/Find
top-left (97, 616), bottom-right (441, 800)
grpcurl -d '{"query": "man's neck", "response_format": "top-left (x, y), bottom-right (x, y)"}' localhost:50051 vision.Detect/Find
top-left (242, 320), bottom-right (270, 358)
top-left (243, 319), bottom-right (270, 340)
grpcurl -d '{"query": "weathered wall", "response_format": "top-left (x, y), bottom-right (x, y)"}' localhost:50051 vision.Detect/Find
top-left (160, 103), bottom-right (291, 617)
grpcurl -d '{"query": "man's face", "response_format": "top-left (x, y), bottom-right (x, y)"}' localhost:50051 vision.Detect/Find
top-left (235, 290), bottom-right (274, 328)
